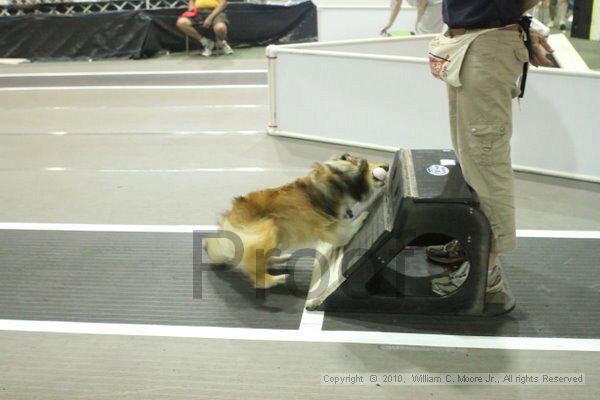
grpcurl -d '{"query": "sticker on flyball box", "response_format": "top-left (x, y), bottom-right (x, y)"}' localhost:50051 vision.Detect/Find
top-left (426, 165), bottom-right (450, 176)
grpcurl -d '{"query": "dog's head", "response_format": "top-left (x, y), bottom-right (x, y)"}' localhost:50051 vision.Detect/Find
top-left (315, 153), bottom-right (389, 202)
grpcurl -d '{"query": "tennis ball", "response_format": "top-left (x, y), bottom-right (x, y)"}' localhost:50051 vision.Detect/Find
top-left (373, 167), bottom-right (388, 181)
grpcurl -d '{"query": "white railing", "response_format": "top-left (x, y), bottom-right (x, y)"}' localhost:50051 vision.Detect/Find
top-left (267, 34), bottom-right (600, 182)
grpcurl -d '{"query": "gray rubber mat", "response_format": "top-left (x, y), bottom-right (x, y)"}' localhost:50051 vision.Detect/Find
top-left (323, 237), bottom-right (600, 338)
top-left (0, 230), bottom-right (312, 329)
top-left (0, 71), bottom-right (267, 88)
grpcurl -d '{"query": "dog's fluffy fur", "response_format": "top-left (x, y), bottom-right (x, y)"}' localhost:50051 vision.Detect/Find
top-left (205, 153), bottom-right (388, 288)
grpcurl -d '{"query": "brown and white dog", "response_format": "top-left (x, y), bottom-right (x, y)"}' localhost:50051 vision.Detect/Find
top-left (205, 153), bottom-right (389, 288)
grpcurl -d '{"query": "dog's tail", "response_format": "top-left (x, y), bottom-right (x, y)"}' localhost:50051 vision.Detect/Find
top-left (204, 219), bottom-right (241, 265)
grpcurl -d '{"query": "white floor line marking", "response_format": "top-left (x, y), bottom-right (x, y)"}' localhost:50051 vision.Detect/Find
top-left (0, 85), bottom-right (268, 91)
top-left (27, 167), bottom-right (306, 174)
top-left (0, 70), bottom-right (267, 78)
top-left (0, 224), bottom-right (597, 238)
top-left (517, 230), bottom-right (600, 239)
top-left (299, 308), bottom-right (325, 332)
top-left (95, 167), bottom-right (307, 173)
top-left (0, 130), bottom-right (265, 136)
top-left (0, 223), bottom-right (218, 232)
top-left (5, 105), bottom-right (264, 111)
top-left (0, 225), bottom-right (598, 350)
top-left (0, 319), bottom-right (599, 352)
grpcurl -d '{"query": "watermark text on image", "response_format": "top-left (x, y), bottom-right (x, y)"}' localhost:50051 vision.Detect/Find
top-left (320, 373), bottom-right (585, 386)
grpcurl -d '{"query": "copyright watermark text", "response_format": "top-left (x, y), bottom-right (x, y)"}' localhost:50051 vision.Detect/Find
top-left (320, 373), bottom-right (585, 386)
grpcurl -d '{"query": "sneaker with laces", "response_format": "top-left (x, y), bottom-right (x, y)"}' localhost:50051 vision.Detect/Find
top-left (201, 38), bottom-right (215, 57)
top-left (217, 40), bottom-right (233, 55)
top-left (431, 262), bottom-right (504, 296)
top-left (431, 260), bottom-right (470, 296)
top-left (431, 262), bottom-right (515, 314)
top-left (426, 239), bottom-right (466, 265)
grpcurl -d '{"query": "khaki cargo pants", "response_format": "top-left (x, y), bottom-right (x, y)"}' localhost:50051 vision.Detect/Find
top-left (447, 29), bottom-right (529, 253)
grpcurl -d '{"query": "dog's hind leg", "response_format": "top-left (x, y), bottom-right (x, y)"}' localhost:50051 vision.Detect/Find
top-left (243, 246), bottom-right (288, 288)
top-left (240, 223), bottom-right (288, 288)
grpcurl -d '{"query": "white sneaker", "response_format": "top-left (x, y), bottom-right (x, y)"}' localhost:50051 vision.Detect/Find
top-left (200, 38), bottom-right (215, 57)
top-left (217, 40), bottom-right (233, 55)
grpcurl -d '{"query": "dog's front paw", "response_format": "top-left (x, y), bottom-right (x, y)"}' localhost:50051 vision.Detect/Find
top-left (255, 274), bottom-right (288, 289)
top-left (269, 253), bottom-right (292, 265)
top-left (354, 211), bottom-right (369, 225)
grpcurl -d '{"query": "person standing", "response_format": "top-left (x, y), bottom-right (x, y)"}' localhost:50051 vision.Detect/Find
top-left (380, 0), bottom-right (444, 36)
top-left (428, 0), bottom-right (554, 305)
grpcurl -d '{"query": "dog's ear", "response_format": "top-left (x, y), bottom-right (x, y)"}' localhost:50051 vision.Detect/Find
top-left (340, 153), bottom-right (351, 161)
top-left (357, 158), bottom-right (368, 177)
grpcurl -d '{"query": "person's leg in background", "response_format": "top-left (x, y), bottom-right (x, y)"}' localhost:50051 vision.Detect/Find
top-left (176, 17), bottom-right (204, 43)
top-left (557, 0), bottom-right (569, 30)
top-left (415, 0), bottom-right (444, 34)
top-left (213, 17), bottom-right (233, 55)
top-left (176, 16), bottom-right (215, 55)
top-left (214, 22), bottom-right (227, 41)
top-left (548, 0), bottom-right (557, 27)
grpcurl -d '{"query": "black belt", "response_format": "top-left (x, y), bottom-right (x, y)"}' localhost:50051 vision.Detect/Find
top-left (448, 16), bottom-right (531, 98)
top-left (447, 24), bottom-right (520, 38)
top-left (448, 18), bottom-right (519, 30)
top-left (518, 16), bottom-right (533, 98)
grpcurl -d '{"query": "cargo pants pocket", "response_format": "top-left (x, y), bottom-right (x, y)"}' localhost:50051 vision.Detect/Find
top-left (468, 124), bottom-right (510, 166)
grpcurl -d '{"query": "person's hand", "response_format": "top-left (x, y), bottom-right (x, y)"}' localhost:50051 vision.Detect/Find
top-left (380, 24), bottom-right (391, 37)
top-left (203, 16), bottom-right (213, 29)
top-left (530, 29), bottom-right (554, 67)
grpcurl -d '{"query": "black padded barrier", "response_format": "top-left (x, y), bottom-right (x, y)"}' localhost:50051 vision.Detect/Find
top-left (0, 1), bottom-right (317, 60)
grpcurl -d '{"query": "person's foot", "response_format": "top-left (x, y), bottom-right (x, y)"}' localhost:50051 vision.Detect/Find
top-left (431, 262), bottom-right (504, 296)
top-left (217, 40), bottom-right (234, 55)
top-left (485, 263), bottom-right (503, 294)
top-left (547, 20), bottom-right (555, 28)
top-left (484, 264), bottom-right (515, 313)
top-left (431, 260), bottom-right (470, 295)
top-left (559, 23), bottom-right (567, 31)
top-left (201, 38), bottom-right (215, 57)
top-left (426, 239), bottom-right (466, 265)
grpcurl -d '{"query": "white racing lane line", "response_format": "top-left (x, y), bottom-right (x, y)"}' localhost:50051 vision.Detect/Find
top-left (0, 224), bottom-right (598, 351)
top-left (0, 85), bottom-right (268, 91)
top-left (0, 223), bottom-right (218, 232)
top-left (0, 70), bottom-right (267, 78)
top-left (0, 130), bottom-right (265, 136)
top-left (0, 319), bottom-right (599, 352)
top-left (27, 167), bottom-right (309, 173)
top-left (299, 309), bottom-right (325, 332)
top-left (2, 224), bottom-right (597, 238)
top-left (517, 230), bottom-right (600, 239)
